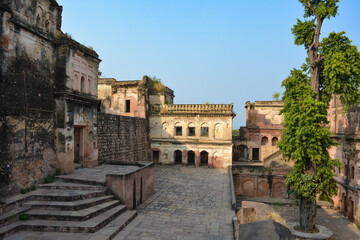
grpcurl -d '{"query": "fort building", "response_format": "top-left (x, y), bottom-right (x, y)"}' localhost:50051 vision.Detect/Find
top-left (97, 78), bottom-right (235, 169)
top-left (150, 104), bottom-right (235, 169)
top-left (232, 101), bottom-right (289, 199)
top-left (328, 95), bottom-right (360, 226)
top-left (0, 0), bottom-right (100, 195)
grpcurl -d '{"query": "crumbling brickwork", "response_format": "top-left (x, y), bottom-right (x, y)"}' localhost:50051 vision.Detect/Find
top-left (97, 113), bottom-right (150, 162)
top-left (0, 0), bottom-right (100, 197)
top-left (0, 0), bottom-right (62, 196)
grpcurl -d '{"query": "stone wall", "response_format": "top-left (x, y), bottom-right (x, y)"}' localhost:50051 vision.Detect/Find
top-left (0, 0), bottom-right (62, 196)
top-left (97, 113), bottom-right (150, 162)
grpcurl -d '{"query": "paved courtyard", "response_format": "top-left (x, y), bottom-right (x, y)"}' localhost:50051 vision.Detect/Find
top-left (275, 205), bottom-right (360, 240)
top-left (114, 165), bottom-right (235, 240)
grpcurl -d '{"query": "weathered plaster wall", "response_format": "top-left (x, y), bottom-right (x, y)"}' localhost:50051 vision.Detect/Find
top-left (0, 0), bottom-right (62, 196)
top-left (150, 105), bottom-right (234, 169)
top-left (98, 78), bottom-right (150, 119)
top-left (105, 163), bottom-right (154, 209)
top-left (233, 168), bottom-right (288, 198)
top-left (54, 41), bottom-right (100, 173)
top-left (97, 113), bottom-right (150, 162)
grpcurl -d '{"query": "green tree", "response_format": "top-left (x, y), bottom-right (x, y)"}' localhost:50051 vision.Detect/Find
top-left (278, 0), bottom-right (360, 232)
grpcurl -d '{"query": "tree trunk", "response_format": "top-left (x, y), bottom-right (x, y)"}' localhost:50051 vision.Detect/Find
top-left (299, 197), bottom-right (317, 232)
top-left (308, 16), bottom-right (323, 101)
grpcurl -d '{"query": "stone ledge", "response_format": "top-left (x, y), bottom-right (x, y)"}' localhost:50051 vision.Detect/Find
top-left (287, 222), bottom-right (334, 240)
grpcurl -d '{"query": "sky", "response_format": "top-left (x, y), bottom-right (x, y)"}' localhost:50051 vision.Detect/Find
top-left (57, 0), bottom-right (360, 129)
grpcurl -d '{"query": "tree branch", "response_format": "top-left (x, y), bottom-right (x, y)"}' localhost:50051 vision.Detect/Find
top-left (315, 55), bottom-right (326, 64)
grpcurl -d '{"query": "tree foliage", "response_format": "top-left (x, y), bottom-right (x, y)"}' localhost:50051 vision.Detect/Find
top-left (278, 0), bottom-right (360, 231)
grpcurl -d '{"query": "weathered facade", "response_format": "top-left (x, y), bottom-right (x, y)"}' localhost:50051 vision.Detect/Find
top-left (328, 95), bottom-right (360, 226)
top-left (98, 78), bottom-right (151, 118)
top-left (0, 0), bottom-right (100, 196)
top-left (234, 101), bottom-right (284, 163)
top-left (55, 38), bottom-right (101, 173)
top-left (150, 104), bottom-right (235, 169)
top-left (232, 101), bottom-right (289, 199)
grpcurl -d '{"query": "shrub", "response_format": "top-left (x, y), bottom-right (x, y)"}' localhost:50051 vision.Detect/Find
top-left (19, 213), bottom-right (30, 221)
top-left (44, 174), bottom-right (55, 184)
top-left (54, 169), bottom-right (61, 176)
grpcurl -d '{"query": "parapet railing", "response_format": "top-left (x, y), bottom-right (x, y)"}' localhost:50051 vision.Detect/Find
top-left (154, 104), bottom-right (234, 114)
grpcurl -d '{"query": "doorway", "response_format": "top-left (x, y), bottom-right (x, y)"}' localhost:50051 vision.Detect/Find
top-left (74, 126), bottom-right (84, 163)
top-left (188, 151), bottom-right (195, 165)
top-left (200, 151), bottom-right (208, 166)
top-left (174, 150), bottom-right (182, 164)
top-left (152, 150), bottom-right (160, 164)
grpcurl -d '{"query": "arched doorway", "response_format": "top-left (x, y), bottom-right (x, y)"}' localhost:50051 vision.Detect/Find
top-left (200, 151), bottom-right (208, 166)
top-left (348, 198), bottom-right (354, 220)
top-left (340, 193), bottom-right (346, 213)
top-left (188, 150), bottom-right (195, 165)
top-left (174, 150), bottom-right (182, 165)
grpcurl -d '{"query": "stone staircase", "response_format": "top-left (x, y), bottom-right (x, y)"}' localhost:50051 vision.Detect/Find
top-left (0, 181), bottom-right (137, 239)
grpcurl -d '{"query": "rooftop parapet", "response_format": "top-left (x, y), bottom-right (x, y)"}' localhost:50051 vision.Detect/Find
top-left (151, 104), bottom-right (235, 116)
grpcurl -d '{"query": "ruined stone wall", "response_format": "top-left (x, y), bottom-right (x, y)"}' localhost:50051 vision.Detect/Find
top-left (233, 167), bottom-right (288, 198)
top-left (328, 95), bottom-right (360, 135)
top-left (97, 113), bottom-right (150, 162)
top-left (0, 0), bottom-right (63, 196)
top-left (98, 79), bottom-right (149, 118)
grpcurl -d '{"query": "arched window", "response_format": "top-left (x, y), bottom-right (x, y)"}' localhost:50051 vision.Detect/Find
top-left (80, 76), bottom-right (86, 93)
top-left (261, 136), bottom-right (268, 146)
top-left (87, 78), bottom-right (91, 94)
top-left (272, 137), bottom-right (278, 146)
top-left (201, 122), bottom-right (209, 137)
top-left (188, 122), bottom-right (196, 137)
top-left (174, 122), bottom-right (182, 136)
top-left (350, 166), bottom-right (355, 179)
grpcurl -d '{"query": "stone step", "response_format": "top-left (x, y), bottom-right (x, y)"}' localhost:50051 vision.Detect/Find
top-left (26, 200), bottom-right (121, 221)
top-left (0, 207), bottom-right (30, 228)
top-left (4, 211), bottom-right (137, 240)
top-left (20, 204), bottom-right (128, 233)
top-left (24, 195), bottom-right (115, 211)
top-left (0, 222), bottom-right (20, 239)
top-left (56, 176), bottom-right (105, 187)
top-left (38, 182), bottom-right (106, 191)
top-left (31, 189), bottom-right (106, 202)
top-left (88, 210), bottom-right (137, 240)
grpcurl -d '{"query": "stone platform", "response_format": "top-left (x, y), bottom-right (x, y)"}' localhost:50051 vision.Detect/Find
top-left (0, 162), bottom-right (154, 239)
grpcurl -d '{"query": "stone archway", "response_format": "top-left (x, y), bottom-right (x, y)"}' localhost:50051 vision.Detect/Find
top-left (200, 151), bottom-right (209, 166)
top-left (272, 182), bottom-right (286, 198)
top-left (257, 181), bottom-right (270, 198)
top-left (174, 150), bottom-right (182, 165)
top-left (188, 150), bottom-right (195, 165)
top-left (348, 197), bottom-right (354, 220)
top-left (242, 179), bottom-right (255, 197)
top-left (340, 193), bottom-right (346, 213)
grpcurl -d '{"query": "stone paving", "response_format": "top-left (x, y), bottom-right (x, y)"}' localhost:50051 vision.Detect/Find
top-left (274, 205), bottom-right (360, 240)
top-left (57, 164), bottom-right (140, 184)
top-left (114, 165), bottom-right (235, 240)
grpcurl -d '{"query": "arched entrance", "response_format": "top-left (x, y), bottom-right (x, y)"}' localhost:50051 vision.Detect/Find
top-left (348, 198), bottom-right (354, 220)
top-left (174, 150), bottom-right (182, 165)
top-left (188, 150), bottom-right (195, 165)
top-left (200, 151), bottom-right (208, 166)
top-left (340, 193), bottom-right (346, 213)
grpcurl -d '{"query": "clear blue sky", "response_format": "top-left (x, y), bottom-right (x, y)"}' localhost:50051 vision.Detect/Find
top-left (57, 0), bottom-right (360, 129)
